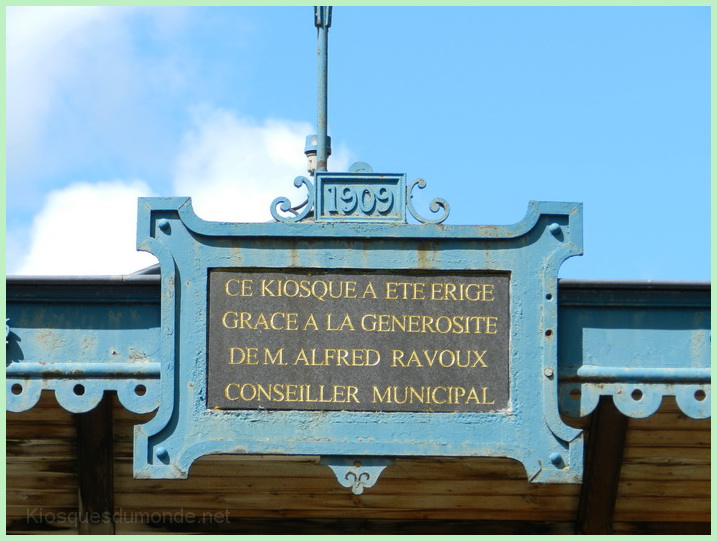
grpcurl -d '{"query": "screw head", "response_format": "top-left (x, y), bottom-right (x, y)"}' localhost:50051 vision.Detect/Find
top-left (155, 446), bottom-right (169, 461)
top-left (157, 219), bottom-right (171, 233)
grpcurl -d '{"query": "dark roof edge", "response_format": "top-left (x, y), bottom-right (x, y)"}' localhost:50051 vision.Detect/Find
top-left (5, 274), bottom-right (161, 285)
top-left (5, 275), bottom-right (709, 290)
top-left (557, 279), bottom-right (710, 291)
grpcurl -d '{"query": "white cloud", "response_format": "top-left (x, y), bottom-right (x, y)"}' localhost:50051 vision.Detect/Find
top-left (8, 7), bottom-right (355, 275)
top-left (6, 6), bottom-right (189, 184)
top-left (7, 7), bottom-right (131, 166)
top-left (16, 181), bottom-right (158, 276)
top-left (11, 109), bottom-right (354, 275)
top-left (172, 105), bottom-right (352, 222)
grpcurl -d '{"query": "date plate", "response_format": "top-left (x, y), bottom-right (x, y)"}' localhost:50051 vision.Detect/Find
top-left (315, 172), bottom-right (406, 222)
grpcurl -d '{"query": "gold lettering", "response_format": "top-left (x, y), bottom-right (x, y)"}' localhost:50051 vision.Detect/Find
top-left (334, 349), bottom-right (350, 366)
top-left (224, 383), bottom-right (240, 400)
top-left (338, 314), bottom-right (354, 331)
top-left (435, 316), bottom-right (452, 334)
top-left (361, 314), bottom-right (376, 331)
top-left (392, 349), bottom-right (488, 369)
top-left (285, 313), bottom-right (298, 331)
top-left (295, 349), bottom-right (309, 365)
top-left (409, 386), bottom-right (424, 403)
top-left (225, 279), bottom-right (253, 297)
top-left (285, 384), bottom-right (299, 402)
top-left (222, 383), bottom-right (378, 403)
top-left (368, 385), bottom-right (486, 406)
top-left (438, 350), bottom-right (455, 367)
top-left (256, 383), bottom-right (272, 401)
top-left (222, 311), bottom-right (238, 329)
top-left (261, 279), bottom-right (277, 297)
top-left (326, 314), bottom-right (354, 331)
top-left (263, 347), bottom-right (285, 365)
top-left (466, 387), bottom-right (481, 404)
top-left (486, 316), bottom-right (498, 334)
top-left (344, 282), bottom-right (357, 299)
top-left (431, 386), bottom-right (447, 404)
top-left (406, 351), bottom-right (422, 367)
top-left (393, 386), bottom-right (408, 404)
top-left (269, 312), bottom-right (285, 330)
top-left (406, 315), bottom-right (421, 333)
top-left (444, 283), bottom-right (458, 301)
top-left (385, 282), bottom-right (399, 300)
top-left (254, 313), bottom-right (269, 330)
top-left (302, 313), bottom-right (319, 331)
top-left (384, 281), bottom-right (427, 300)
top-left (421, 316), bottom-right (436, 334)
top-left (224, 278), bottom-right (254, 297)
top-left (361, 281), bottom-right (377, 299)
top-left (229, 347), bottom-right (259, 365)
top-left (222, 311), bottom-right (306, 331)
top-left (423, 350), bottom-right (438, 367)
top-left (429, 282), bottom-right (497, 301)
top-left (431, 282), bottom-right (442, 300)
top-left (332, 385), bottom-right (346, 402)
top-left (471, 350), bottom-right (488, 367)
top-left (240, 383), bottom-right (257, 401)
top-left (372, 386), bottom-right (392, 403)
top-left (294, 348), bottom-right (328, 366)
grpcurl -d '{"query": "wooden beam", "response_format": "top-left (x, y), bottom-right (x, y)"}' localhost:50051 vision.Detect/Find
top-left (575, 395), bottom-right (629, 534)
top-left (75, 393), bottom-right (115, 534)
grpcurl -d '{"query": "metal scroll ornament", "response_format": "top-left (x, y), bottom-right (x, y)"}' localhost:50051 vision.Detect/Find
top-left (406, 178), bottom-right (450, 224)
top-left (270, 173), bottom-right (450, 224)
top-left (270, 176), bottom-right (315, 222)
top-left (319, 457), bottom-right (394, 495)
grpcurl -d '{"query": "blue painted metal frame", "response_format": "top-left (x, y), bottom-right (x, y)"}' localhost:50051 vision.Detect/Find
top-left (7, 278), bottom-right (708, 422)
top-left (133, 195), bottom-right (584, 482)
top-left (6, 276), bottom-right (161, 414)
top-left (557, 281), bottom-right (711, 420)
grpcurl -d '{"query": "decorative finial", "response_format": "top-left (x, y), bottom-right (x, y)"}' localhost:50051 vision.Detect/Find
top-left (314, 6), bottom-right (332, 172)
top-left (269, 8), bottom-right (451, 225)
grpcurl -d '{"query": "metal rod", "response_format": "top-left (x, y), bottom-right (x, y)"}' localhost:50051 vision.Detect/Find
top-left (560, 366), bottom-right (710, 383)
top-left (6, 362), bottom-right (161, 378)
top-left (315, 6), bottom-right (332, 171)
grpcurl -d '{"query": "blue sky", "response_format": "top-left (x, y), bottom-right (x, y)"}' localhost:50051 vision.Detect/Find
top-left (6, 6), bottom-right (710, 279)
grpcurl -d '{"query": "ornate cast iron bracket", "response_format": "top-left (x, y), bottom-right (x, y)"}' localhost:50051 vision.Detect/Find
top-left (270, 163), bottom-right (450, 225)
top-left (406, 178), bottom-right (450, 224)
top-left (320, 457), bottom-right (394, 495)
top-left (270, 176), bottom-right (315, 222)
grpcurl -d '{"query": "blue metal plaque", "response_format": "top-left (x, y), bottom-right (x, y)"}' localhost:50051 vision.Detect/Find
top-left (315, 172), bottom-right (406, 222)
top-left (133, 179), bottom-right (584, 484)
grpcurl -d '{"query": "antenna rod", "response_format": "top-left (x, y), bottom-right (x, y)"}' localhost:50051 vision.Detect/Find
top-left (315, 6), bottom-right (332, 172)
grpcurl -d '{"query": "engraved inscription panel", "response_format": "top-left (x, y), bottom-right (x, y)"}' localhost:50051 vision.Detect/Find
top-left (207, 269), bottom-right (510, 412)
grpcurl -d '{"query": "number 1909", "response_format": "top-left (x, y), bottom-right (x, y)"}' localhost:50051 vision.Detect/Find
top-left (324, 185), bottom-right (395, 216)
